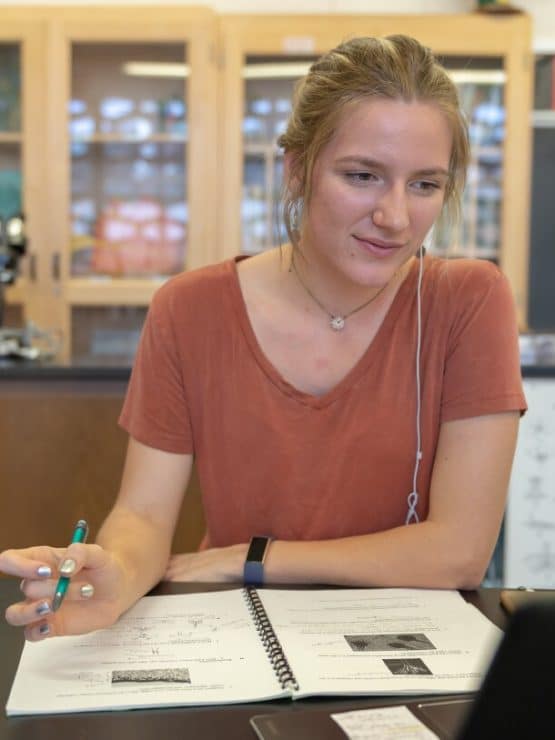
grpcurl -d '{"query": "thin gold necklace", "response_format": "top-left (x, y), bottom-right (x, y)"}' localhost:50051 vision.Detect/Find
top-left (289, 257), bottom-right (389, 331)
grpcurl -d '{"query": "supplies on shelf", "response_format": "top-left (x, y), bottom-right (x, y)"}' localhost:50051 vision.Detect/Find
top-left (91, 198), bottom-right (186, 277)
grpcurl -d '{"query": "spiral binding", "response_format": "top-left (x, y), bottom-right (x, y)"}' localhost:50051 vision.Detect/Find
top-left (243, 587), bottom-right (299, 691)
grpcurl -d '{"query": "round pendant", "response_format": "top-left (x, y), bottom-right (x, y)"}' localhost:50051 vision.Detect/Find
top-left (330, 316), bottom-right (345, 331)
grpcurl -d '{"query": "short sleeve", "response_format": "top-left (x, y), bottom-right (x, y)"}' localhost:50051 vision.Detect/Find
top-left (440, 266), bottom-right (527, 422)
top-left (119, 285), bottom-right (194, 454)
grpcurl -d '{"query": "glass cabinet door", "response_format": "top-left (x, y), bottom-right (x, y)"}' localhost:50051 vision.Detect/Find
top-left (47, 8), bottom-right (217, 363)
top-left (242, 62), bottom-right (311, 254)
top-left (0, 20), bottom-right (51, 346)
top-left (70, 305), bottom-right (148, 366)
top-left (66, 40), bottom-right (190, 363)
top-left (70, 42), bottom-right (188, 280)
top-left (0, 42), bottom-right (23, 326)
top-left (430, 63), bottom-right (506, 262)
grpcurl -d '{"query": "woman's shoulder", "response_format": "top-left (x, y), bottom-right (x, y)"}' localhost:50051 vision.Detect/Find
top-left (426, 254), bottom-right (501, 284)
top-left (150, 258), bottom-right (237, 315)
top-left (425, 255), bottom-right (506, 301)
top-left (423, 256), bottom-right (517, 333)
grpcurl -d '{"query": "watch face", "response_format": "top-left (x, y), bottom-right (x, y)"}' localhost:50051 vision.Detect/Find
top-left (247, 536), bottom-right (269, 562)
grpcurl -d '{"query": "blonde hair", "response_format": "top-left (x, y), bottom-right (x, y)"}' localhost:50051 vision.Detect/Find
top-left (277, 35), bottom-right (470, 246)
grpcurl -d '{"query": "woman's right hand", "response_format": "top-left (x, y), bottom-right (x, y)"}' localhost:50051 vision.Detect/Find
top-left (0, 543), bottom-right (127, 641)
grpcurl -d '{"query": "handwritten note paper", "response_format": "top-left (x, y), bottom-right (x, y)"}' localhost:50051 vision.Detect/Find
top-left (332, 706), bottom-right (439, 739)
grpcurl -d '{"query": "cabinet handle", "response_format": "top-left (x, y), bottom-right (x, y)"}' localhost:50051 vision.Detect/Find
top-left (29, 253), bottom-right (37, 282)
top-left (52, 252), bottom-right (61, 281)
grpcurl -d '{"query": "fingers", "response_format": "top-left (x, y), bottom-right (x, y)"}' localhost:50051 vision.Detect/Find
top-left (19, 608), bottom-right (70, 642)
top-left (6, 599), bottom-right (56, 628)
top-left (58, 542), bottom-right (108, 575)
top-left (164, 545), bottom-right (246, 582)
top-left (3, 542), bottom-right (122, 641)
top-left (25, 622), bottom-right (54, 642)
top-left (21, 601), bottom-right (101, 642)
top-left (0, 543), bottom-right (108, 581)
top-left (6, 581), bottom-right (96, 644)
top-left (0, 546), bottom-right (64, 579)
top-left (20, 577), bottom-right (95, 603)
top-left (7, 582), bottom-right (95, 624)
top-left (163, 553), bottom-right (194, 581)
top-left (3, 543), bottom-right (107, 637)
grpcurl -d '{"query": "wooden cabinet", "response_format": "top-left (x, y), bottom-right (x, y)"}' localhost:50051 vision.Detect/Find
top-left (218, 13), bottom-right (533, 328)
top-left (3, 7), bottom-right (218, 361)
top-left (1, 9), bottom-right (534, 350)
top-left (0, 370), bottom-right (205, 553)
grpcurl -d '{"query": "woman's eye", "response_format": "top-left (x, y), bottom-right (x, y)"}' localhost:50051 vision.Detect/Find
top-left (413, 180), bottom-right (441, 193)
top-left (345, 172), bottom-right (377, 184)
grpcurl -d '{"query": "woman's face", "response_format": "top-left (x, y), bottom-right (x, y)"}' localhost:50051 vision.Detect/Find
top-left (301, 97), bottom-right (452, 289)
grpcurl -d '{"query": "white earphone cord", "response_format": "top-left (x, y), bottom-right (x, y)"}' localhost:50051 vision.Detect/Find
top-left (405, 247), bottom-right (424, 525)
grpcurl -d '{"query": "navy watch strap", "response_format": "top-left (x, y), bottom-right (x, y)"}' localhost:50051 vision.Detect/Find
top-left (243, 536), bottom-right (272, 587)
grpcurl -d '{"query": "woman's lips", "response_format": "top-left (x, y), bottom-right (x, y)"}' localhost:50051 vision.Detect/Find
top-left (353, 235), bottom-right (404, 257)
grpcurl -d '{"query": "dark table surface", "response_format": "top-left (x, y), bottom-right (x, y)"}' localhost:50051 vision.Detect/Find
top-left (0, 359), bottom-right (132, 381)
top-left (1, 357), bottom-right (555, 381)
top-left (0, 580), bottom-right (507, 740)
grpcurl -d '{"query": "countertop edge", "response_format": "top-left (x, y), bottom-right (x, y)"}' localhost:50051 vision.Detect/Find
top-left (2, 365), bottom-right (555, 381)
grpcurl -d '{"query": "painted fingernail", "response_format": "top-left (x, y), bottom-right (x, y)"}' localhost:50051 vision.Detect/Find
top-left (36, 601), bottom-right (51, 617)
top-left (80, 584), bottom-right (94, 599)
top-left (36, 565), bottom-right (52, 578)
top-left (20, 579), bottom-right (26, 593)
top-left (38, 623), bottom-right (50, 636)
top-left (59, 558), bottom-right (76, 576)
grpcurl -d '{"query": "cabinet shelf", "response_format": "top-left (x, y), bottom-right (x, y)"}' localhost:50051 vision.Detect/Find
top-left (240, 64), bottom-right (507, 86)
top-left (532, 110), bottom-right (555, 128)
top-left (71, 133), bottom-right (187, 144)
top-left (472, 146), bottom-right (503, 158)
top-left (0, 132), bottom-right (22, 143)
top-left (66, 277), bottom-right (166, 306)
top-left (432, 247), bottom-right (499, 260)
top-left (244, 142), bottom-right (281, 156)
top-left (243, 141), bottom-right (503, 161)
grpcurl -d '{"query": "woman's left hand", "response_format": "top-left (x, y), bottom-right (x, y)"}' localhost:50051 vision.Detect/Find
top-left (163, 544), bottom-right (249, 582)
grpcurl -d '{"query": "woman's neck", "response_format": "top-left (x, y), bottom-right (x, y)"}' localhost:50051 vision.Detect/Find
top-left (286, 241), bottom-right (412, 319)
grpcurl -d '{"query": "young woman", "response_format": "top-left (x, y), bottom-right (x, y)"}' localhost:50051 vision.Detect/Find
top-left (1, 35), bottom-right (526, 640)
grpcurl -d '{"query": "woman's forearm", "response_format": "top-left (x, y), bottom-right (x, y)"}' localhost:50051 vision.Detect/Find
top-left (264, 521), bottom-right (491, 590)
top-left (95, 504), bottom-right (173, 615)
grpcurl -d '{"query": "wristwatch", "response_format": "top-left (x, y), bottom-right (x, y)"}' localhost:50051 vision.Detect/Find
top-left (243, 536), bottom-right (272, 587)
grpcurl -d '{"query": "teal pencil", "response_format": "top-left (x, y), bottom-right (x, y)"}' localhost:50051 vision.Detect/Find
top-left (52, 519), bottom-right (88, 612)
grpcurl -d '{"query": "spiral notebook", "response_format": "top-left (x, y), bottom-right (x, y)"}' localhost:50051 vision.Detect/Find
top-left (6, 587), bottom-right (501, 716)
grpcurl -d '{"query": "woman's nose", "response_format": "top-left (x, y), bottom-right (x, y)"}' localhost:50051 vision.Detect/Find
top-left (371, 187), bottom-right (410, 233)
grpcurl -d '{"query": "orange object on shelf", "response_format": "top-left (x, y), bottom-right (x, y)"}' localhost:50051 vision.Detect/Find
top-left (92, 198), bottom-right (186, 277)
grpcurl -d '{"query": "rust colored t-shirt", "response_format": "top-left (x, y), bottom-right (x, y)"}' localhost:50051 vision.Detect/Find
top-left (119, 255), bottom-right (526, 547)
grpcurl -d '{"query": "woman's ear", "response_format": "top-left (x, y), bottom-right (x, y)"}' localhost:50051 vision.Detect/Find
top-left (283, 151), bottom-right (302, 196)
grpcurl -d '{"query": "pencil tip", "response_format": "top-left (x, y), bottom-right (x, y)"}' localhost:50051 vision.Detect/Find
top-left (51, 593), bottom-right (62, 612)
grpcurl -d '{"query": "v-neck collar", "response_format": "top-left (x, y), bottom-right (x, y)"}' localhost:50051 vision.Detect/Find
top-left (227, 256), bottom-right (420, 410)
